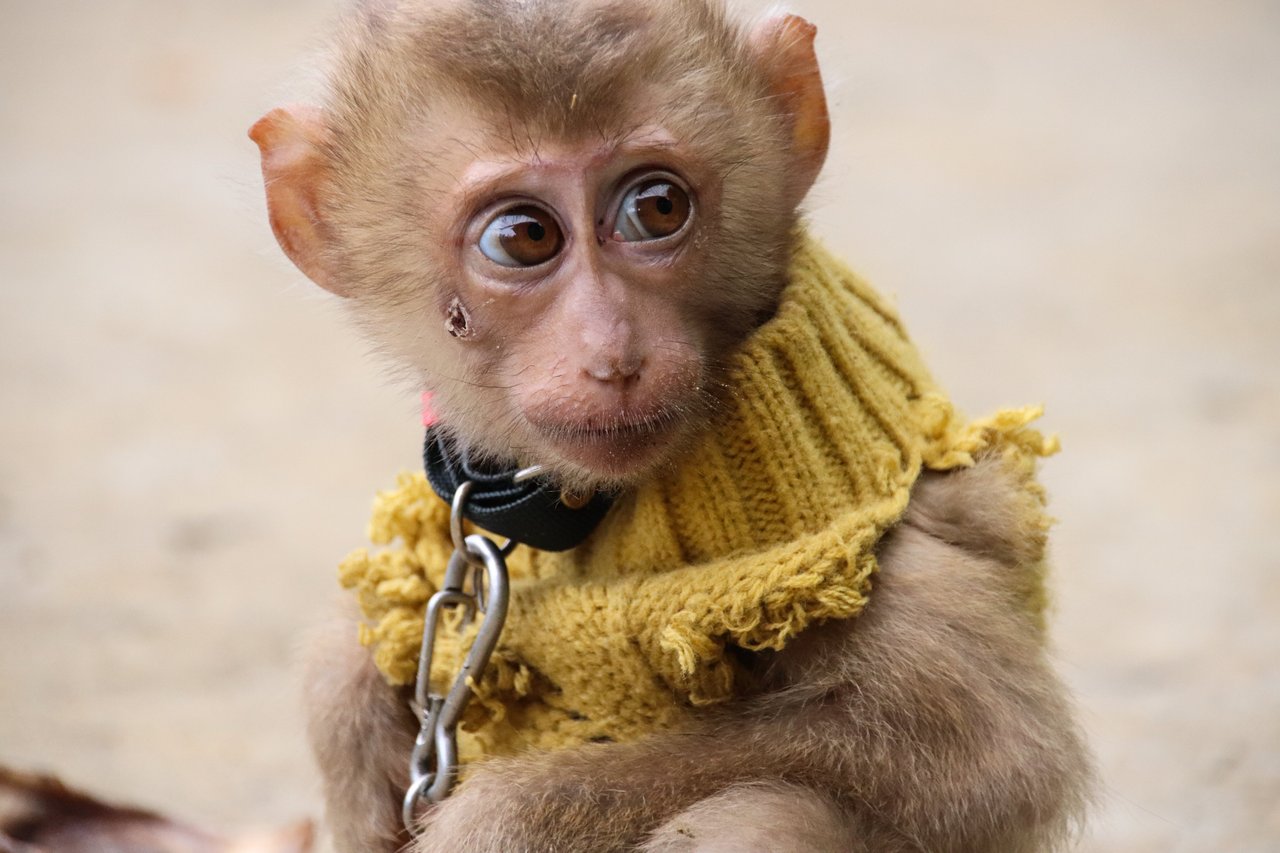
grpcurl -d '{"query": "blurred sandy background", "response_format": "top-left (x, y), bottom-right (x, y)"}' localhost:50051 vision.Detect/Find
top-left (1, 0), bottom-right (1277, 850)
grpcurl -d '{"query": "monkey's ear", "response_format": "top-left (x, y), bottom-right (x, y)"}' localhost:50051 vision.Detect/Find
top-left (249, 106), bottom-right (348, 296)
top-left (750, 15), bottom-right (830, 205)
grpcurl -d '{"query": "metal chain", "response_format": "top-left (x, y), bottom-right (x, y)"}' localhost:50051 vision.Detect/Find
top-left (401, 482), bottom-right (515, 836)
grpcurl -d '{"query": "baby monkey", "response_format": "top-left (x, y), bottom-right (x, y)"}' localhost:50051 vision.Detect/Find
top-left (251, 0), bottom-right (1091, 851)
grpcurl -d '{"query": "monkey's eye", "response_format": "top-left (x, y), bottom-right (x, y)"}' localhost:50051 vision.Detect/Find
top-left (614, 179), bottom-right (691, 242)
top-left (478, 205), bottom-right (564, 268)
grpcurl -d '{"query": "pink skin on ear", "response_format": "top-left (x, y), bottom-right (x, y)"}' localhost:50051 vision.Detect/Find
top-left (749, 14), bottom-right (831, 205)
top-left (249, 106), bottom-right (348, 295)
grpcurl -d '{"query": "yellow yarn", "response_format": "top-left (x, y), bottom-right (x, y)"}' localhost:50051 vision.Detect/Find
top-left (338, 234), bottom-right (1057, 765)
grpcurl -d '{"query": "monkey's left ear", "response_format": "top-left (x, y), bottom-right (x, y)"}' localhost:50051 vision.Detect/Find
top-left (249, 106), bottom-right (348, 296)
top-left (750, 15), bottom-right (831, 205)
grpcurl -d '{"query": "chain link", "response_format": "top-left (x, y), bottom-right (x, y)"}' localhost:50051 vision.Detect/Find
top-left (402, 484), bottom-right (512, 836)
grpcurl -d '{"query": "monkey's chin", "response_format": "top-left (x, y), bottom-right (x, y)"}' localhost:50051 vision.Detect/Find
top-left (530, 420), bottom-right (682, 489)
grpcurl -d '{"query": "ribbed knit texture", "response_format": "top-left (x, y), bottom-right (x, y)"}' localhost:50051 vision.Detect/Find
top-left (338, 233), bottom-right (1059, 764)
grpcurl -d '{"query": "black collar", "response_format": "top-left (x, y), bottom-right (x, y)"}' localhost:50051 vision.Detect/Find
top-left (423, 428), bottom-right (615, 552)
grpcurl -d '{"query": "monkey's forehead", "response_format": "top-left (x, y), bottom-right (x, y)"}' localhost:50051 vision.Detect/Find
top-left (327, 0), bottom-right (764, 140)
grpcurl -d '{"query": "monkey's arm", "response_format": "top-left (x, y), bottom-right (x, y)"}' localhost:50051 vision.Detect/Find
top-left (303, 608), bottom-right (417, 853)
top-left (412, 457), bottom-right (1091, 853)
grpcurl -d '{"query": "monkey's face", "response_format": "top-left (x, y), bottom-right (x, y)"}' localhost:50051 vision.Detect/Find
top-left (402, 119), bottom-right (742, 487)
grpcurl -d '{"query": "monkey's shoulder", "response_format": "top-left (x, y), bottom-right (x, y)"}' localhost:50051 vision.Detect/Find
top-left (901, 453), bottom-right (1053, 571)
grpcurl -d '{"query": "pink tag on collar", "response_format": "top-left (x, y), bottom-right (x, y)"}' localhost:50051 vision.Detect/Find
top-left (421, 391), bottom-right (439, 427)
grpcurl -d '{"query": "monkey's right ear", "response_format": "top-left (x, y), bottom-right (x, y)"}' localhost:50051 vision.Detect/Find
top-left (749, 15), bottom-right (830, 207)
top-left (249, 106), bottom-right (348, 296)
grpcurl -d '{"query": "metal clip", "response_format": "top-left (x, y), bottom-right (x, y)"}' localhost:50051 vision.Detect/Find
top-left (402, 510), bottom-right (511, 835)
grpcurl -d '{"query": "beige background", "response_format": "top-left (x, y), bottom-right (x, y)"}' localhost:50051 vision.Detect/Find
top-left (1, 1), bottom-right (1277, 850)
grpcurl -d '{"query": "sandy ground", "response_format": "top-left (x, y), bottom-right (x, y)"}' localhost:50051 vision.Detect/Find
top-left (1, 1), bottom-right (1277, 850)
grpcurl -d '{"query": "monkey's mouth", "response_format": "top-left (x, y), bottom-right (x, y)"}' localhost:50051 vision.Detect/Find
top-left (568, 417), bottom-right (669, 442)
top-left (533, 413), bottom-right (673, 444)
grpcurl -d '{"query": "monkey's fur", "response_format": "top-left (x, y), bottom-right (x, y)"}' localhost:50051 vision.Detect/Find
top-left (252, 1), bottom-right (1092, 850)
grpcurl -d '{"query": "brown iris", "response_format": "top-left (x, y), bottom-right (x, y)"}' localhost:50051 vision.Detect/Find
top-left (480, 205), bottom-right (564, 267)
top-left (616, 179), bottom-right (692, 242)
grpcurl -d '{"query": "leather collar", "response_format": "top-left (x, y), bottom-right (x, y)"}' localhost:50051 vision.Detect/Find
top-left (423, 428), bottom-right (615, 552)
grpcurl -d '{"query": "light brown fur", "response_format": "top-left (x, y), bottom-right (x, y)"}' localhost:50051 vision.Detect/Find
top-left (638, 783), bottom-right (858, 853)
top-left (251, 1), bottom-right (1091, 850)
top-left (301, 607), bottom-right (416, 852)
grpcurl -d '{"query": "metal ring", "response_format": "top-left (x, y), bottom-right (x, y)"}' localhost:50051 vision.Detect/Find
top-left (455, 469), bottom-right (542, 557)
top-left (500, 466), bottom-right (544, 554)
top-left (450, 480), bottom-right (474, 556)
top-left (512, 464), bottom-right (546, 484)
top-left (402, 772), bottom-right (434, 837)
top-left (470, 563), bottom-right (487, 613)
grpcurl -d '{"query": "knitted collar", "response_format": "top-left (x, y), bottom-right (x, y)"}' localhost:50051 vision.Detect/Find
top-left (339, 233), bottom-right (1057, 760)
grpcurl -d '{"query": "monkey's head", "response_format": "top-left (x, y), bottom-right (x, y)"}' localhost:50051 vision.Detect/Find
top-left (251, 0), bottom-right (828, 490)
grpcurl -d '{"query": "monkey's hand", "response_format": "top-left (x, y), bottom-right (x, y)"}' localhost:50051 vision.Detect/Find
top-left (411, 457), bottom-right (1091, 853)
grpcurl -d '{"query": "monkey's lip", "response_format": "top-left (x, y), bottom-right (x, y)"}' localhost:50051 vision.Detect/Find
top-left (528, 412), bottom-right (674, 444)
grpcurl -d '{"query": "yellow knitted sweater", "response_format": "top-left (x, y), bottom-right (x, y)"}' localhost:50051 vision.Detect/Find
top-left (338, 234), bottom-right (1057, 764)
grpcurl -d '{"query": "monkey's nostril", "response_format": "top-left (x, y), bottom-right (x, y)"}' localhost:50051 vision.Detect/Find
top-left (585, 358), bottom-right (643, 385)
